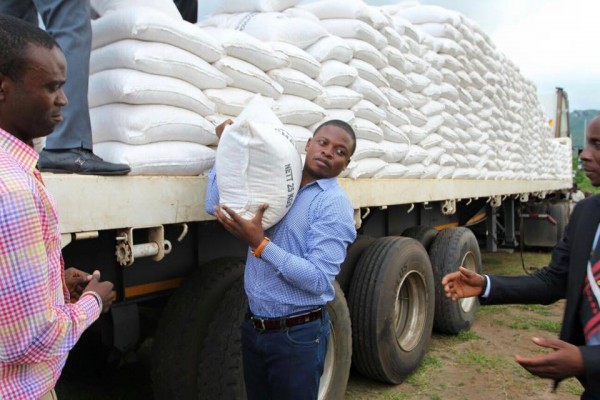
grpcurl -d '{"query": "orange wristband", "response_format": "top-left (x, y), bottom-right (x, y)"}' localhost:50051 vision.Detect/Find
top-left (251, 237), bottom-right (270, 258)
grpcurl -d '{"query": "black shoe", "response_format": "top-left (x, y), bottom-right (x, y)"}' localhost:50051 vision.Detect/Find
top-left (39, 148), bottom-right (131, 176)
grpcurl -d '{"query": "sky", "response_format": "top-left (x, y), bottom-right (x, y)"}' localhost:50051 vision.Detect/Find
top-left (198, 0), bottom-right (599, 111)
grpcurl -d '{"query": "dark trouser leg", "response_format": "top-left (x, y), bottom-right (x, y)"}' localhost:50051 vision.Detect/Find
top-left (242, 312), bottom-right (330, 400)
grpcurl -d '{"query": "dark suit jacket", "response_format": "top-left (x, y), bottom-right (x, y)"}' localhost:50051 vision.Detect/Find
top-left (481, 194), bottom-right (600, 394)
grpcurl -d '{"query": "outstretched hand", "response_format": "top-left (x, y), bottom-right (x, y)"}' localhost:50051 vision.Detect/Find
top-left (441, 266), bottom-right (485, 300)
top-left (214, 204), bottom-right (269, 249)
top-left (515, 337), bottom-right (584, 380)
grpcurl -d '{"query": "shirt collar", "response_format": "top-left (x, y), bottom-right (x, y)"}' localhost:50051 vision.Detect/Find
top-left (303, 177), bottom-right (338, 191)
top-left (0, 128), bottom-right (39, 174)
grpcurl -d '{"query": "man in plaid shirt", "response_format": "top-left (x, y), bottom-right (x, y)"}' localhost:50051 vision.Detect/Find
top-left (0, 14), bottom-right (115, 399)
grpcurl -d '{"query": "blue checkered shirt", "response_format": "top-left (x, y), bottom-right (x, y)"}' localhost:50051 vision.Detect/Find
top-left (205, 167), bottom-right (356, 318)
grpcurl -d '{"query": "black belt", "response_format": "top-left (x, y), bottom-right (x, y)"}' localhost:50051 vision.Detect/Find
top-left (249, 308), bottom-right (323, 331)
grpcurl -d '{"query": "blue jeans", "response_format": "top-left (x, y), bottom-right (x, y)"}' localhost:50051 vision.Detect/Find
top-left (241, 310), bottom-right (330, 400)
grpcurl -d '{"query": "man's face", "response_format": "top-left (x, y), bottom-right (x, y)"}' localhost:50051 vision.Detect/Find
top-left (0, 44), bottom-right (67, 144)
top-left (304, 124), bottom-right (353, 182)
top-left (580, 118), bottom-right (600, 186)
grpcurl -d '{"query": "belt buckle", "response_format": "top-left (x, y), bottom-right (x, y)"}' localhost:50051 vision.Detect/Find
top-left (252, 317), bottom-right (266, 330)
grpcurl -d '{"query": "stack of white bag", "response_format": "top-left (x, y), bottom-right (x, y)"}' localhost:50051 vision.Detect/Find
top-left (198, 2), bottom-right (334, 155)
top-left (86, 0), bottom-right (571, 180)
top-left (88, 3), bottom-right (226, 175)
top-left (391, 3), bottom-right (571, 180)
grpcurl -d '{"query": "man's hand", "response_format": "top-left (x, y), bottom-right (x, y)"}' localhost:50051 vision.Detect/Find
top-left (515, 337), bottom-right (584, 380)
top-left (83, 271), bottom-right (115, 314)
top-left (214, 204), bottom-right (268, 249)
top-left (215, 119), bottom-right (234, 139)
top-left (441, 266), bottom-right (485, 300)
top-left (64, 267), bottom-right (93, 300)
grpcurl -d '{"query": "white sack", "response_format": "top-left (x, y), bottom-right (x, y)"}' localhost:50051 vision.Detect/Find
top-left (267, 68), bottom-right (324, 100)
top-left (214, 56), bottom-right (283, 99)
top-left (211, 0), bottom-right (302, 13)
top-left (320, 19), bottom-right (387, 49)
top-left (90, 39), bottom-right (230, 90)
top-left (305, 35), bottom-right (354, 63)
top-left (91, 104), bottom-right (218, 145)
top-left (202, 12), bottom-right (328, 49)
top-left (94, 141), bottom-right (215, 175)
top-left (216, 96), bottom-right (302, 229)
top-left (201, 27), bottom-right (290, 71)
top-left (269, 41), bottom-right (322, 78)
top-left (88, 69), bottom-right (214, 116)
top-left (272, 95), bottom-right (327, 127)
top-left (92, 7), bottom-right (224, 62)
top-left (314, 86), bottom-right (363, 109)
top-left (317, 60), bottom-right (359, 87)
top-left (204, 87), bottom-right (258, 116)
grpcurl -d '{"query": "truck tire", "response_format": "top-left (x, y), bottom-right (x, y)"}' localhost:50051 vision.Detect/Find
top-left (429, 227), bottom-right (482, 334)
top-left (197, 278), bottom-right (352, 400)
top-left (197, 279), bottom-right (247, 400)
top-left (336, 235), bottom-right (376, 294)
top-left (348, 236), bottom-right (434, 384)
top-left (151, 258), bottom-right (245, 400)
top-left (401, 226), bottom-right (438, 251)
top-left (318, 281), bottom-right (352, 400)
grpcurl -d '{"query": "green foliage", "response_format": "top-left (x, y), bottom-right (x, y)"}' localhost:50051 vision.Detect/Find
top-left (570, 109), bottom-right (599, 150)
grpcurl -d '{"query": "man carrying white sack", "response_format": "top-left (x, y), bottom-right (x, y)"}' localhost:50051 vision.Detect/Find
top-left (205, 119), bottom-right (357, 400)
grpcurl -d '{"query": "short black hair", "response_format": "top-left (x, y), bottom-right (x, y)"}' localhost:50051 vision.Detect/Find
top-left (0, 14), bottom-right (59, 81)
top-left (313, 119), bottom-right (357, 156)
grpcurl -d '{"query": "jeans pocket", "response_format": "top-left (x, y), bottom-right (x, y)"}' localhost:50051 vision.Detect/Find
top-left (284, 320), bottom-right (322, 347)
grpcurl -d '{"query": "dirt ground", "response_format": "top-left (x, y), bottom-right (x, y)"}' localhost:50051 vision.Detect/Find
top-left (56, 251), bottom-right (584, 400)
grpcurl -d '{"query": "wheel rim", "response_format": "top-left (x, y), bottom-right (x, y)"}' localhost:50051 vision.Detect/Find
top-left (459, 251), bottom-right (477, 313)
top-left (394, 269), bottom-right (427, 352)
top-left (317, 321), bottom-right (335, 400)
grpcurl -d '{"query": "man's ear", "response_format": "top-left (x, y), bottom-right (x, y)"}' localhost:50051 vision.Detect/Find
top-left (345, 157), bottom-right (351, 167)
top-left (305, 137), bottom-right (312, 152)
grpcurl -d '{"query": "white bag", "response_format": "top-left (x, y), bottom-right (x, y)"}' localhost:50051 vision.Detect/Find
top-left (344, 39), bottom-right (388, 69)
top-left (94, 141), bottom-right (215, 175)
top-left (316, 60), bottom-right (358, 87)
top-left (305, 35), bottom-right (353, 63)
top-left (91, 104), bottom-right (218, 145)
top-left (320, 19), bottom-right (387, 49)
top-left (216, 96), bottom-right (302, 229)
top-left (351, 100), bottom-right (386, 124)
top-left (203, 12), bottom-right (328, 49)
top-left (269, 41), bottom-right (322, 79)
top-left (92, 7), bottom-right (224, 62)
top-left (204, 87), bottom-right (259, 116)
top-left (272, 95), bottom-right (327, 127)
top-left (90, 39), bottom-right (230, 90)
top-left (314, 86), bottom-right (363, 109)
top-left (201, 27), bottom-right (290, 71)
top-left (268, 68), bottom-right (324, 100)
top-left (214, 56), bottom-right (283, 99)
top-left (348, 78), bottom-right (388, 106)
top-left (211, 0), bottom-right (302, 13)
top-left (88, 69), bottom-right (215, 116)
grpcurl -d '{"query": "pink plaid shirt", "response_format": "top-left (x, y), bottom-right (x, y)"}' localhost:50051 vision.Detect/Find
top-left (0, 128), bottom-right (101, 399)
